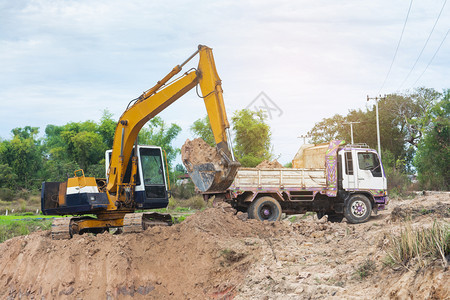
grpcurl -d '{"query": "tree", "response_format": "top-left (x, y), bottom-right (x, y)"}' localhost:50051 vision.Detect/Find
top-left (43, 160), bottom-right (80, 182)
top-left (0, 163), bottom-right (18, 189)
top-left (42, 117), bottom-right (114, 180)
top-left (138, 116), bottom-right (182, 170)
top-left (70, 131), bottom-right (105, 172)
top-left (413, 89), bottom-right (449, 190)
top-left (11, 126), bottom-right (39, 140)
top-left (0, 127), bottom-right (43, 189)
top-left (98, 109), bottom-right (117, 149)
top-left (308, 114), bottom-right (347, 144)
top-left (190, 115), bottom-right (215, 146)
top-left (307, 88), bottom-right (443, 173)
top-left (232, 109), bottom-right (272, 167)
top-left (307, 87), bottom-right (449, 193)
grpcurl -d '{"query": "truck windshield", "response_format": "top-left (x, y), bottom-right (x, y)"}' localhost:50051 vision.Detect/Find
top-left (357, 152), bottom-right (382, 177)
top-left (140, 148), bottom-right (165, 185)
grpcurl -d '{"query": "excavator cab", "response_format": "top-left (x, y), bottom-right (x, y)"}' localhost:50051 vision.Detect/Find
top-left (42, 145), bottom-right (169, 216)
top-left (106, 145), bottom-right (169, 210)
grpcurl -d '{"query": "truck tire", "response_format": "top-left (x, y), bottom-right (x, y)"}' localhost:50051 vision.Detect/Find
top-left (248, 196), bottom-right (282, 221)
top-left (344, 194), bottom-right (372, 224)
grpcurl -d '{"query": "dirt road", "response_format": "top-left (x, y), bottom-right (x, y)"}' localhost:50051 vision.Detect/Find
top-left (0, 193), bottom-right (448, 299)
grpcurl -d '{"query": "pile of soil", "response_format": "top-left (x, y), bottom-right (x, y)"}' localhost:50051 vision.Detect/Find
top-left (390, 202), bottom-right (450, 222)
top-left (181, 138), bottom-right (222, 171)
top-left (0, 194), bottom-right (449, 299)
top-left (256, 159), bottom-right (283, 169)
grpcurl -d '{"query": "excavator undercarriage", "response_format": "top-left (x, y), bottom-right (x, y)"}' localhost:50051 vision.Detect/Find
top-left (51, 212), bottom-right (173, 240)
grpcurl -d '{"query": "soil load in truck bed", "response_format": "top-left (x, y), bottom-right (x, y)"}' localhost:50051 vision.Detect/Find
top-left (256, 159), bottom-right (283, 169)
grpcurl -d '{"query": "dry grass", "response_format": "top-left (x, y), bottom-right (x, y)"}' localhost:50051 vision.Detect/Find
top-left (355, 259), bottom-right (377, 279)
top-left (385, 220), bottom-right (449, 269)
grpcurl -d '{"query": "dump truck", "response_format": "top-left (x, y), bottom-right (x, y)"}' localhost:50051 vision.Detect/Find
top-left (219, 140), bottom-right (388, 223)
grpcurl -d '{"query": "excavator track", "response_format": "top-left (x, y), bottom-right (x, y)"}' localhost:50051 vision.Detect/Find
top-left (51, 217), bottom-right (72, 240)
top-left (123, 212), bottom-right (172, 233)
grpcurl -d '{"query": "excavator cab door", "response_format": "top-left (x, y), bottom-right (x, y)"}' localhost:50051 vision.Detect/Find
top-left (137, 146), bottom-right (169, 208)
top-left (106, 145), bottom-right (169, 209)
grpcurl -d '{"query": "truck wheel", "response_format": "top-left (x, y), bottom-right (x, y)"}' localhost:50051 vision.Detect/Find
top-left (344, 194), bottom-right (372, 224)
top-left (248, 196), bottom-right (282, 221)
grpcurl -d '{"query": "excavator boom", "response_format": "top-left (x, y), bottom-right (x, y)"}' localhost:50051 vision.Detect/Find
top-left (107, 45), bottom-right (239, 206)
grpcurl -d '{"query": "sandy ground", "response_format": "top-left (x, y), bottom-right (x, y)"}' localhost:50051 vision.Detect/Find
top-left (0, 193), bottom-right (448, 299)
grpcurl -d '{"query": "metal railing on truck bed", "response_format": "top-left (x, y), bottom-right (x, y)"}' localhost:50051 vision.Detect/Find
top-left (231, 168), bottom-right (327, 190)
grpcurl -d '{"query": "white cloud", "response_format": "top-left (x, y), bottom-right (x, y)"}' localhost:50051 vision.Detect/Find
top-left (0, 0), bottom-right (449, 164)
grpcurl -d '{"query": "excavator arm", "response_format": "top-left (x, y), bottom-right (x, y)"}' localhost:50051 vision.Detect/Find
top-left (106, 45), bottom-right (239, 208)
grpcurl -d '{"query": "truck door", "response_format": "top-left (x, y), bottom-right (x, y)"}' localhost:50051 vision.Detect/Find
top-left (341, 150), bottom-right (357, 189)
top-left (354, 151), bottom-right (385, 190)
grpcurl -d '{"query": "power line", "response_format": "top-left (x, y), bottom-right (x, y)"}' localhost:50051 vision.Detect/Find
top-left (398, 0), bottom-right (447, 90)
top-left (411, 28), bottom-right (449, 88)
top-left (378, 0), bottom-right (414, 94)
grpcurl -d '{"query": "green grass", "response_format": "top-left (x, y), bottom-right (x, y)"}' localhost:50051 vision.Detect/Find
top-left (0, 215), bottom-right (54, 221)
top-left (0, 216), bottom-right (52, 243)
top-left (289, 216), bottom-right (298, 222)
top-left (301, 212), bottom-right (316, 219)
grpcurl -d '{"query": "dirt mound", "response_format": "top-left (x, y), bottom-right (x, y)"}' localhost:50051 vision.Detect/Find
top-left (380, 266), bottom-right (449, 300)
top-left (0, 208), bottom-right (292, 300)
top-left (256, 159), bottom-right (283, 168)
top-left (1, 194), bottom-right (449, 299)
top-left (181, 138), bottom-right (222, 169)
top-left (390, 201), bottom-right (450, 222)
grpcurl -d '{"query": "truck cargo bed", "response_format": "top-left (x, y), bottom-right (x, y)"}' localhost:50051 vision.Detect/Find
top-left (231, 168), bottom-right (326, 190)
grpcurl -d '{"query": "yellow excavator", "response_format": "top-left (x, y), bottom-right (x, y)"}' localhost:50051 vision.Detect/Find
top-left (41, 45), bottom-right (240, 239)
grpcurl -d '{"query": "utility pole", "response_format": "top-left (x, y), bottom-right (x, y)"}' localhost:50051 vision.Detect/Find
top-left (297, 134), bottom-right (310, 144)
top-left (367, 95), bottom-right (386, 159)
top-left (343, 121), bottom-right (360, 144)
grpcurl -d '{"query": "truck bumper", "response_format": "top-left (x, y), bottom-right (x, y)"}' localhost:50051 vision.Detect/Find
top-left (374, 196), bottom-right (388, 211)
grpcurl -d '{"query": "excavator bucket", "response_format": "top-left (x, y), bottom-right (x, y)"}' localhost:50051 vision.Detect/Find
top-left (181, 138), bottom-right (240, 193)
top-left (187, 161), bottom-right (240, 193)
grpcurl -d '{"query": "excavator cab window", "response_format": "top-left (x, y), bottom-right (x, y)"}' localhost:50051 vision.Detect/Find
top-left (139, 147), bottom-right (167, 199)
top-left (140, 148), bottom-right (165, 185)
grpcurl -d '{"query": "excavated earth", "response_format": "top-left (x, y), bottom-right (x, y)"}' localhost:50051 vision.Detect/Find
top-left (256, 160), bottom-right (283, 169)
top-left (0, 193), bottom-right (449, 299)
top-left (181, 138), bottom-right (222, 170)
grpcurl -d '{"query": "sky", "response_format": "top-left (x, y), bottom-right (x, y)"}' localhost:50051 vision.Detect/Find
top-left (1, 0), bottom-right (449, 165)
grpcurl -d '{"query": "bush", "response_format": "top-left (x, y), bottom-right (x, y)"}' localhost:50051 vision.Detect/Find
top-left (386, 168), bottom-right (411, 197)
top-left (355, 259), bottom-right (376, 279)
top-left (171, 181), bottom-right (195, 199)
top-left (0, 188), bottom-right (15, 202)
top-left (16, 189), bottom-right (31, 201)
top-left (169, 196), bottom-right (206, 210)
top-left (179, 196), bottom-right (206, 210)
